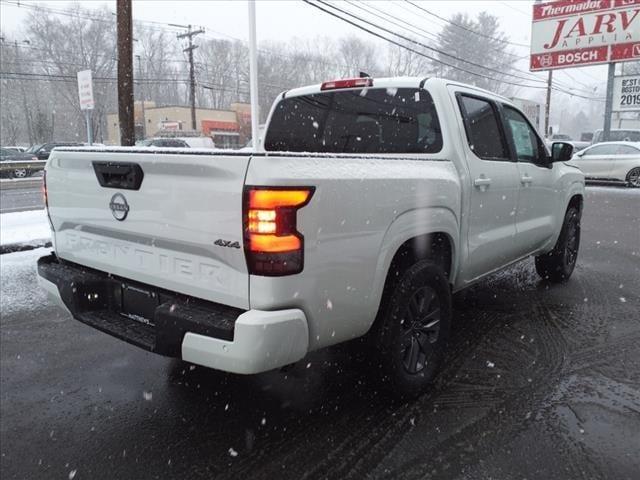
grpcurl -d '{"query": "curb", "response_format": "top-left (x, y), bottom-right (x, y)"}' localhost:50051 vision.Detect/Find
top-left (0, 240), bottom-right (52, 255)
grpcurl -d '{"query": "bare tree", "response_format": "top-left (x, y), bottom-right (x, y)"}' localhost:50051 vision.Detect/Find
top-left (338, 36), bottom-right (381, 77)
top-left (25, 4), bottom-right (118, 142)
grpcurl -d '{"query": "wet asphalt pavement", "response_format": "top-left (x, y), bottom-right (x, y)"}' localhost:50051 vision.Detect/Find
top-left (1, 186), bottom-right (639, 480)
top-left (0, 179), bottom-right (44, 213)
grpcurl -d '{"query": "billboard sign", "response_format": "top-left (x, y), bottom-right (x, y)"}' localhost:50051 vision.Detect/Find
top-left (530, 0), bottom-right (640, 71)
top-left (77, 70), bottom-right (94, 110)
top-left (612, 74), bottom-right (640, 110)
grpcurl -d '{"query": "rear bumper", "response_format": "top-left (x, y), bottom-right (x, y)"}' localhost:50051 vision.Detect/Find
top-left (37, 254), bottom-right (309, 374)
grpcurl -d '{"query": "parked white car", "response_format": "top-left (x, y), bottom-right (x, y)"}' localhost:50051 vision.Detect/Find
top-left (570, 141), bottom-right (640, 187)
top-left (37, 77), bottom-right (584, 397)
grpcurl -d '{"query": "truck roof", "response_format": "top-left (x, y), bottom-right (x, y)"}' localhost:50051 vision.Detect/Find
top-left (282, 76), bottom-right (511, 104)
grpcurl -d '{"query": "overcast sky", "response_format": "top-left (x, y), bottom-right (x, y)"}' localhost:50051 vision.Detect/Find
top-left (0, 0), bottom-right (609, 97)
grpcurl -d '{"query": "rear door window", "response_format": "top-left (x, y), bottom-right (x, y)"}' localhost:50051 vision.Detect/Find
top-left (264, 87), bottom-right (442, 154)
top-left (457, 95), bottom-right (509, 161)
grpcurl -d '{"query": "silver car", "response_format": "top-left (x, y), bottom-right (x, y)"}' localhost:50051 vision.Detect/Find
top-left (571, 142), bottom-right (640, 187)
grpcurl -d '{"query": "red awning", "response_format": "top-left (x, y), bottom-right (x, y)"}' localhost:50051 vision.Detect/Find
top-left (201, 120), bottom-right (238, 135)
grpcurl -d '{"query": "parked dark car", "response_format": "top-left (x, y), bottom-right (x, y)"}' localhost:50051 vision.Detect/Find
top-left (0, 148), bottom-right (39, 178)
top-left (26, 142), bottom-right (83, 160)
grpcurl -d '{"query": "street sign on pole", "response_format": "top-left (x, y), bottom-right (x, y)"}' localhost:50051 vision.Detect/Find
top-left (77, 70), bottom-right (94, 145)
top-left (612, 74), bottom-right (640, 111)
top-left (76, 70), bottom-right (95, 110)
top-left (530, 0), bottom-right (640, 71)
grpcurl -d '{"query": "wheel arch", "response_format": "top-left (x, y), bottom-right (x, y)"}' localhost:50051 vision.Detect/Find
top-left (366, 207), bottom-right (459, 333)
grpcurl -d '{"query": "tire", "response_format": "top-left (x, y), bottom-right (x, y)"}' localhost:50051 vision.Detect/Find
top-left (373, 261), bottom-right (452, 398)
top-left (12, 168), bottom-right (28, 178)
top-left (535, 206), bottom-right (581, 283)
top-left (626, 167), bottom-right (640, 188)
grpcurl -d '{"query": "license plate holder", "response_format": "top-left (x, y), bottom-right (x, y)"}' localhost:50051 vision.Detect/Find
top-left (121, 284), bottom-right (159, 325)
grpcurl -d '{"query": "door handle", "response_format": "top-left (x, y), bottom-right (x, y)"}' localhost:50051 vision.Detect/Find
top-left (520, 174), bottom-right (533, 185)
top-left (474, 176), bottom-right (492, 190)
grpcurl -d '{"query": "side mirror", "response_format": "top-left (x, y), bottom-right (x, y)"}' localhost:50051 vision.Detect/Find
top-left (551, 142), bottom-right (574, 162)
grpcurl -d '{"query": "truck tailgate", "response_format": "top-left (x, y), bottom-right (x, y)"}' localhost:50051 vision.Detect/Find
top-left (46, 150), bottom-right (251, 309)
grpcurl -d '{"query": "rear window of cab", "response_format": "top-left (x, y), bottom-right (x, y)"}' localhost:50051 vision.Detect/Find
top-left (264, 87), bottom-right (443, 154)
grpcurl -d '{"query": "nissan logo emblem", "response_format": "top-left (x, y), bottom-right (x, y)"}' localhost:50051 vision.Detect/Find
top-left (109, 193), bottom-right (129, 221)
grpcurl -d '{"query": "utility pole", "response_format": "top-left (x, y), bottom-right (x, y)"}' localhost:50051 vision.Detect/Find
top-left (176, 25), bottom-right (205, 131)
top-left (116, 0), bottom-right (135, 146)
top-left (248, 0), bottom-right (260, 149)
top-left (135, 54), bottom-right (146, 139)
top-left (603, 62), bottom-right (615, 142)
top-left (544, 70), bottom-right (553, 138)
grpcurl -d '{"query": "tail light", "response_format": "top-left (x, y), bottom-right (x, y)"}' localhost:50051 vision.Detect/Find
top-left (243, 186), bottom-right (314, 276)
top-left (42, 170), bottom-right (48, 209)
top-left (321, 77), bottom-right (373, 90)
top-left (43, 170), bottom-right (54, 231)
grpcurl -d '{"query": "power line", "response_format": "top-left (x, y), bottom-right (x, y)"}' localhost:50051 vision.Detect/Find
top-left (339, 1), bottom-right (598, 96)
top-left (349, 0), bottom-right (525, 61)
top-left (303, 1), bottom-right (605, 102)
top-left (403, 0), bottom-right (530, 48)
top-left (303, 1), bottom-right (545, 89)
top-left (315, 0), bottom-right (549, 85)
top-left (497, 1), bottom-right (531, 18)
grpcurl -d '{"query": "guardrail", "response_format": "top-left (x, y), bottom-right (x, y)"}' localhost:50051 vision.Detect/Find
top-left (0, 160), bottom-right (47, 178)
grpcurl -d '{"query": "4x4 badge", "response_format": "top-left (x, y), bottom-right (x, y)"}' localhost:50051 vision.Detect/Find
top-left (214, 239), bottom-right (241, 249)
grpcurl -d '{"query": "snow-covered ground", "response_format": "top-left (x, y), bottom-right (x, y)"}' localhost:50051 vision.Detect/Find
top-left (0, 210), bottom-right (51, 247)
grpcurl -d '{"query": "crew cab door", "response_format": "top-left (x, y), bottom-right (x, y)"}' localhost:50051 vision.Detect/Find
top-left (455, 92), bottom-right (520, 282)
top-left (500, 105), bottom-right (558, 254)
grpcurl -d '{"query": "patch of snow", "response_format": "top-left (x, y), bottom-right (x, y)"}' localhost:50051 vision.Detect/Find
top-left (0, 247), bottom-right (53, 317)
top-left (0, 210), bottom-right (50, 246)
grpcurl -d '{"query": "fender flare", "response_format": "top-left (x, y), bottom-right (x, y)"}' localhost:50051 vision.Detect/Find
top-left (544, 181), bottom-right (585, 252)
top-left (367, 206), bottom-right (459, 323)
top-left (564, 181), bottom-right (586, 214)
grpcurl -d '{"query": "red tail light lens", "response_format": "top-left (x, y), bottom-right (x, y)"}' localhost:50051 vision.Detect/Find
top-left (42, 170), bottom-right (48, 209)
top-left (244, 187), bottom-right (314, 276)
top-left (321, 77), bottom-right (373, 90)
top-left (42, 170), bottom-right (54, 231)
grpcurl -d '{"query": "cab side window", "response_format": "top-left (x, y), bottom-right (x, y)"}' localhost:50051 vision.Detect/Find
top-left (503, 106), bottom-right (546, 164)
top-left (457, 94), bottom-right (509, 161)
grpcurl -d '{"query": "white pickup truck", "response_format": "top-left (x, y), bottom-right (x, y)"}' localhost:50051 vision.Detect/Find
top-left (38, 77), bottom-right (584, 397)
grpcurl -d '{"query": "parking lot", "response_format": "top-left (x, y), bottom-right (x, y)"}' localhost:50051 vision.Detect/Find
top-left (1, 186), bottom-right (638, 480)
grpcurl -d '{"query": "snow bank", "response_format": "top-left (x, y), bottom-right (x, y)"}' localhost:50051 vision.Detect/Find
top-left (0, 209), bottom-right (51, 247)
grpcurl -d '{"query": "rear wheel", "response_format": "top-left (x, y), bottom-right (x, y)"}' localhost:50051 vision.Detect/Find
top-left (535, 206), bottom-right (581, 282)
top-left (373, 261), bottom-right (451, 398)
top-left (626, 167), bottom-right (640, 188)
top-left (12, 168), bottom-right (28, 178)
